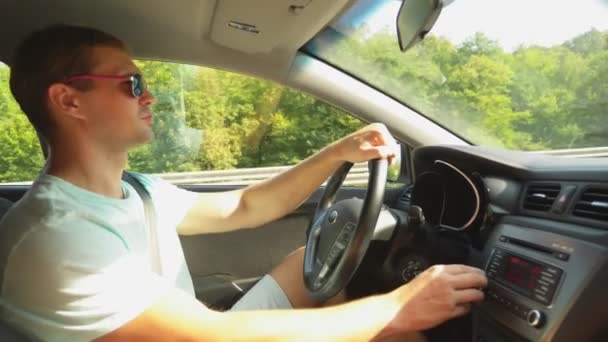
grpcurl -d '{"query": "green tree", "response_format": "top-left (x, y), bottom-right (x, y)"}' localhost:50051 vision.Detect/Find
top-left (446, 54), bottom-right (532, 149)
top-left (0, 65), bottom-right (45, 182)
top-left (564, 29), bottom-right (608, 56)
top-left (571, 50), bottom-right (608, 147)
top-left (509, 47), bottom-right (587, 149)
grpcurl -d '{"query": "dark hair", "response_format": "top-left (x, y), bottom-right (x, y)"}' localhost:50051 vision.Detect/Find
top-left (9, 24), bottom-right (126, 139)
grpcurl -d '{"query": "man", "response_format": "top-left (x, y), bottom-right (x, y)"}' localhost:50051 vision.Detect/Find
top-left (0, 25), bottom-right (487, 341)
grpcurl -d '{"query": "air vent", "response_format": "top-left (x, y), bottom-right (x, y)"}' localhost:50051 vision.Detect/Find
top-left (573, 187), bottom-right (608, 222)
top-left (523, 183), bottom-right (561, 211)
top-left (396, 185), bottom-right (414, 210)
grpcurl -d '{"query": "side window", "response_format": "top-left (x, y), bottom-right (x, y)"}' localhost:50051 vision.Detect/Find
top-left (0, 63), bottom-right (45, 184)
top-left (128, 61), bottom-right (368, 186)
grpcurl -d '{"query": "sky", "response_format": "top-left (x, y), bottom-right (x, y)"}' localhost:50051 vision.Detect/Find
top-left (361, 0), bottom-right (608, 51)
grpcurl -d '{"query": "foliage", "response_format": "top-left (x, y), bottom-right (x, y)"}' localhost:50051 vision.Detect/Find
top-left (320, 29), bottom-right (607, 151)
top-left (0, 66), bottom-right (45, 182)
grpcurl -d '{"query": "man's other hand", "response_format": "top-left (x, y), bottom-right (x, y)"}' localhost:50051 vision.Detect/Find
top-left (387, 264), bottom-right (488, 333)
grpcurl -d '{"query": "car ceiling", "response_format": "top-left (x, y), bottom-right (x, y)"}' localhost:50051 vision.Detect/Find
top-left (0, 0), bottom-right (353, 82)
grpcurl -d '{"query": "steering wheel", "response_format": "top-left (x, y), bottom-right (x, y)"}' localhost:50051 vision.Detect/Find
top-left (303, 158), bottom-right (388, 302)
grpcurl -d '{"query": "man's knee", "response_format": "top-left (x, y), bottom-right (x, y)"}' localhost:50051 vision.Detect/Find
top-left (269, 246), bottom-right (346, 308)
top-left (269, 247), bottom-right (311, 308)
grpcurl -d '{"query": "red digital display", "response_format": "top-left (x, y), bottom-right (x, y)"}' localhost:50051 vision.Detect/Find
top-left (503, 255), bottom-right (543, 290)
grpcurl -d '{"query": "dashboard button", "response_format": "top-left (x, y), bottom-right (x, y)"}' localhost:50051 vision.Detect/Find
top-left (545, 266), bottom-right (561, 275)
top-left (541, 271), bottom-right (555, 279)
top-left (534, 293), bottom-right (550, 305)
top-left (515, 304), bottom-right (529, 319)
top-left (540, 276), bottom-right (556, 285)
top-left (555, 252), bottom-right (570, 261)
top-left (490, 260), bottom-right (501, 268)
top-left (488, 266), bottom-right (500, 274)
top-left (494, 255), bottom-right (505, 263)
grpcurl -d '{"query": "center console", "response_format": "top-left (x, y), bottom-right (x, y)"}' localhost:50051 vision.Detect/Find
top-left (473, 218), bottom-right (607, 342)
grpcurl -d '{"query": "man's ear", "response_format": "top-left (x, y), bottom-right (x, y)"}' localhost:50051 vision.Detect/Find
top-left (47, 83), bottom-right (87, 120)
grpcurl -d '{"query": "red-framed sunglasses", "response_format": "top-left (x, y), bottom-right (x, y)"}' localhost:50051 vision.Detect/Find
top-left (63, 73), bottom-right (146, 97)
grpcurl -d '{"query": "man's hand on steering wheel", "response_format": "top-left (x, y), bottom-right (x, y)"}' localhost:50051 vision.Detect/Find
top-left (326, 123), bottom-right (400, 165)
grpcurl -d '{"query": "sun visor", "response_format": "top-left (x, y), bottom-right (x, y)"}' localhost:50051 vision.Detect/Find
top-left (210, 0), bottom-right (349, 54)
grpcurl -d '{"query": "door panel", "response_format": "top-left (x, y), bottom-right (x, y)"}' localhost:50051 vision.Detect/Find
top-left (180, 213), bottom-right (309, 309)
top-left (179, 185), bottom-right (405, 307)
top-left (181, 214), bottom-right (309, 280)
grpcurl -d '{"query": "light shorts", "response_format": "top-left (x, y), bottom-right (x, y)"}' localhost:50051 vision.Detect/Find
top-left (229, 274), bottom-right (293, 311)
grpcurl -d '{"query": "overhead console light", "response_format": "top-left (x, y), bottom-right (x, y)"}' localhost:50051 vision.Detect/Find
top-left (227, 21), bottom-right (260, 34)
top-left (289, 0), bottom-right (312, 15)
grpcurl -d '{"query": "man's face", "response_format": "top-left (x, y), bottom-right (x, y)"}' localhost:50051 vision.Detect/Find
top-left (72, 46), bottom-right (155, 150)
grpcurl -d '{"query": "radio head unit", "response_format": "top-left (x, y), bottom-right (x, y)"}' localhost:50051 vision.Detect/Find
top-left (486, 248), bottom-right (563, 306)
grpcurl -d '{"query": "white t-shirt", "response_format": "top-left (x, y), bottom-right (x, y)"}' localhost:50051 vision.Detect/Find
top-left (0, 173), bottom-right (198, 341)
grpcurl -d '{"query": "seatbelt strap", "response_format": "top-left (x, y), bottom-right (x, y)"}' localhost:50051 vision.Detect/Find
top-left (122, 171), bottom-right (163, 275)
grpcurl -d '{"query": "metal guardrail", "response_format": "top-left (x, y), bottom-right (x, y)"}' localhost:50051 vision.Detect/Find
top-left (531, 147), bottom-right (608, 158)
top-left (2, 147), bottom-right (607, 186)
top-left (157, 163), bottom-right (370, 186)
top-left (0, 164), bottom-right (370, 186)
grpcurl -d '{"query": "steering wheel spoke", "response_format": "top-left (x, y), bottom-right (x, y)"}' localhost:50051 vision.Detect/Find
top-left (314, 240), bottom-right (348, 289)
top-left (304, 159), bottom-right (388, 301)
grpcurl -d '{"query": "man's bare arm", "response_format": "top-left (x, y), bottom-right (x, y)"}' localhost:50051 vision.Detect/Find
top-left (177, 123), bottom-right (399, 235)
top-left (96, 286), bottom-right (400, 342)
top-left (97, 265), bottom-right (487, 342)
top-left (176, 143), bottom-right (342, 235)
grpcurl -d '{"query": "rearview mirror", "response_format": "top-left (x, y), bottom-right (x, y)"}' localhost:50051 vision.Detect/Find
top-left (396, 0), bottom-right (446, 52)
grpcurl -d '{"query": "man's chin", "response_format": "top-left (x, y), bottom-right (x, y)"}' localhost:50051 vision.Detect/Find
top-left (142, 131), bottom-right (154, 143)
top-left (128, 131), bottom-right (154, 149)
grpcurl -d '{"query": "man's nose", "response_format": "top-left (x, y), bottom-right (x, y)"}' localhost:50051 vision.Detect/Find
top-left (139, 90), bottom-right (156, 106)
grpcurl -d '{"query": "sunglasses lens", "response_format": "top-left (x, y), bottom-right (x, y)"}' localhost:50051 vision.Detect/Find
top-left (131, 74), bottom-right (145, 97)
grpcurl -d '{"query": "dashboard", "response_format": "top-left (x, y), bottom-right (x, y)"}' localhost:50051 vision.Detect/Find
top-left (405, 145), bottom-right (608, 342)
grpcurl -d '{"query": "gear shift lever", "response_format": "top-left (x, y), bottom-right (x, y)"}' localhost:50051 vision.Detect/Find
top-left (408, 205), bottom-right (426, 226)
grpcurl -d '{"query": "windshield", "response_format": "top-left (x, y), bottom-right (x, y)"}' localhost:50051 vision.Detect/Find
top-left (304, 0), bottom-right (608, 152)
